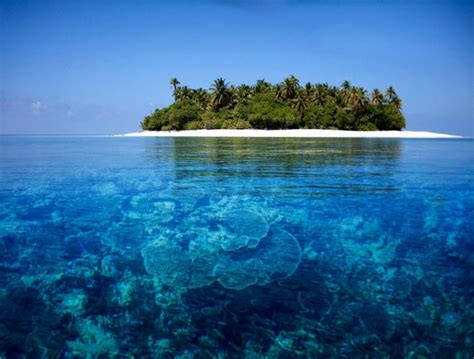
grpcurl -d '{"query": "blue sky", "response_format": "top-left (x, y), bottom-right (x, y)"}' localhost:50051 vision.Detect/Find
top-left (1, 0), bottom-right (473, 135)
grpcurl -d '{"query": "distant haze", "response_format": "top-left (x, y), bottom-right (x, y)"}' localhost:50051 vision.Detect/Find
top-left (1, 0), bottom-right (473, 136)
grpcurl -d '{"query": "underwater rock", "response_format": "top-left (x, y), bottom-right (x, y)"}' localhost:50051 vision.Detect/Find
top-left (328, 215), bottom-right (399, 271)
top-left (104, 219), bottom-right (149, 250)
top-left (214, 228), bottom-right (302, 290)
top-left (152, 338), bottom-right (176, 356)
top-left (153, 201), bottom-right (176, 222)
top-left (411, 306), bottom-right (435, 327)
top-left (100, 255), bottom-right (119, 278)
top-left (113, 271), bottom-right (137, 307)
top-left (129, 195), bottom-right (176, 224)
top-left (57, 290), bottom-right (87, 316)
top-left (130, 195), bottom-right (157, 214)
top-left (67, 318), bottom-right (118, 356)
top-left (217, 209), bottom-right (269, 251)
top-left (214, 257), bottom-right (266, 290)
top-left (209, 194), bottom-right (279, 224)
top-left (274, 329), bottom-right (322, 356)
top-left (159, 184), bottom-right (205, 212)
top-left (142, 238), bottom-right (192, 288)
top-left (143, 227), bottom-right (301, 292)
top-left (338, 216), bottom-right (380, 241)
top-left (187, 226), bottom-right (229, 259)
top-left (142, 237), bottom-right (218, 290)
top-left (183, 209), bottom-right (269, 257)
top-left (187, 254), bottom-right (219, 289)
top-left (255, 228), bottom-right (302, 283)
top-left (154, 287), bottom-right (183, 308)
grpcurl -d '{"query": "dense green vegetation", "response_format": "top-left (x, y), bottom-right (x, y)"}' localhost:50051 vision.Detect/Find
top-left (141, 76), bottom-right (406, 131)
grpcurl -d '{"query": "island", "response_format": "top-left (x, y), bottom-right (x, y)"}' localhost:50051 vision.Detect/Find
top-left (141, 76), bottom-right (406, 132)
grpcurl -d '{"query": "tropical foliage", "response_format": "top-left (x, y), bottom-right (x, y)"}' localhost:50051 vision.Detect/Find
top-left (142, 77), bottom-right (406, 131)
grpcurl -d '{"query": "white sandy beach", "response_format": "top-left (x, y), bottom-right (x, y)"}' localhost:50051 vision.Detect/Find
top-left (117, 129), bottom-right (461, 138)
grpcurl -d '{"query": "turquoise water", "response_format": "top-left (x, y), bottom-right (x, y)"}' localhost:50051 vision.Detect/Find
top-left (0, 136), bottom-right (473, 357)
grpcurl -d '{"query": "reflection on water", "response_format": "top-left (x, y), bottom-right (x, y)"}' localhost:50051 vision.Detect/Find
top-left (162, 137), bottom-right (402, 176)
top-left (0, 136), bottom-right (473, 357)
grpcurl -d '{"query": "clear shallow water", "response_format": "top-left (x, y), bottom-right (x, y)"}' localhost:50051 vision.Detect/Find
top-left (0, 136), bottom-right (473, 358)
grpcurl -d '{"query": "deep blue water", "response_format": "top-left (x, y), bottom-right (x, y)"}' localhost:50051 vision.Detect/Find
top-left (0, 136), bottom-right (473, 358)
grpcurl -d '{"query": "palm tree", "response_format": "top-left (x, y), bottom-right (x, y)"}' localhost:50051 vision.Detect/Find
top-left (313, 84), bottom-right (328, 106)
top-left (281, 75), bottom-right (300, 100)
top-left (210, 78), bottom-right (230, 110)
top-left (275, 84), bottom-right (285, 102)
top-left (334, 90), bottom-right (347, 108)
top-left (348, 87), bottom-right (368, 113)
top-left (342, 80), bottom-right (352, 91)
top-left (170, 78), bottom-right (180, 91)
top-left (175, 86), bottom-right (192, 101)
top-left (313, 89), bottom-right (325, 106)
top-left (370, 89), bottom-right (385, 106)
top-left (304, 82), bottom-right (314, 98)
top-left (390, 96), bottom-right (403, 110)
top-left (235, 85), bottom-right (252, 105)
top-left (293, 93), bottom-right (310, 119)
top-left (386, 86), bottom-right (397, 101)
top-left (254, 79), bottom-right (271, 94)
top-left (327, 84), bottom-right (337, 98)
top-left (192, 88), bottom-right (209, 110)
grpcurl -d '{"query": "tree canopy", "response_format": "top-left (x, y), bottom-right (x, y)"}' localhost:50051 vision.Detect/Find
top-left (142, 76), bottom-right (406, 131)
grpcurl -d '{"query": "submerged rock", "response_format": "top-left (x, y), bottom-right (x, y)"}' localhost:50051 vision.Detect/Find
top-left (142, 227), bottom-right (301, 292)
top-left (217, 209), bottom-right (269, 251)
top-left (214, 228), bottom-right (302, 290)
top-left (67, 318), bottom-right (118, 357)
top-left (142, 236), bottom-right (218, 290)
top-left (57, 290), bottom-right (87, 316)
top-left (142, 238), bottom-right (193, 288)
top-left (100, 255), bottom-right (119, 278)
top-left (214, 257), bottom-right (265, 290)
top-left (159, 184), bottom-right (205, 212)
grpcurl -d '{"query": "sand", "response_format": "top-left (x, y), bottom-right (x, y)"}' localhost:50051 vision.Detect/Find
top-left (116, 129), bottom-right (461, 138)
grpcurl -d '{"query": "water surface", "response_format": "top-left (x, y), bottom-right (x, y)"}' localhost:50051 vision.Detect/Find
top-left (1, 136), bottom-right (473, 357)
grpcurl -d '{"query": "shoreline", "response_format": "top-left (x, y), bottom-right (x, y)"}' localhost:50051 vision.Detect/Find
top-left (116, 129), bottom-right (461, 138)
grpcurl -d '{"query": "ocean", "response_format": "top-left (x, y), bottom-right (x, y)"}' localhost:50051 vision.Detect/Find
top-left (0, 136), bottom-right (473, 357)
